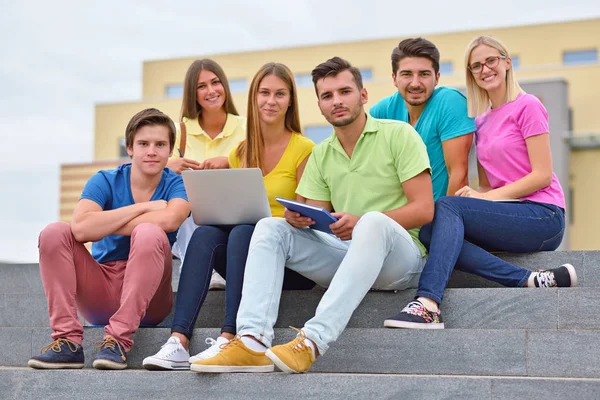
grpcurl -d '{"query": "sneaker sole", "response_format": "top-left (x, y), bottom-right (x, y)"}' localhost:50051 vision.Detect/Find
top-left (142, 359), bottom-right (190, 371)
top-left (383, 319), bottom-right (445, 329)
top-left (190, 363), bottom-right (273, 373)
top-left (27, 360), bottom-right (84, 369)
top-left (92, 359), bottom-right (127, 370)
top-left (265, 349), bottom-right (301, 374)
top-left (563, 263), bottom-right (579, 287)
top-left (208, 283), bottom-right (226, 290)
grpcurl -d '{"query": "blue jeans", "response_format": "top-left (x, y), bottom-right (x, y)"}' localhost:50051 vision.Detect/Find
top-left (416, 197), bottom-right (565, 304)
top-left (171, 224), bottom-right (314, 339)
top-left (237, 213), bottom-right (426, 355)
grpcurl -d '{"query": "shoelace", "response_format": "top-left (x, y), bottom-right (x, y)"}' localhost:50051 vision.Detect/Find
top-left (40, 338), bottom-right (79, 354)
top-left (402, 300), bottom-right (425, 315)
top-left (219, 335), bottom-right (243, 351)
top-left (287, 326), bottom-right (311, 354)
top-left (536, 270), bottom-right (556, 287)
top-left (94, 337), bottom-right (126, 361)
top-left (158, 338), bottom-right (183, 357)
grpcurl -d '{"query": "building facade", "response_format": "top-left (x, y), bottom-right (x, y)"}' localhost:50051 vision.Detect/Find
top-left (61, 18), bottom-right (600, 249)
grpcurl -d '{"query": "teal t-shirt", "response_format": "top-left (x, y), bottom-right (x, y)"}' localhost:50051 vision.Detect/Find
top-left (370, 86), bottom-right (475, 200)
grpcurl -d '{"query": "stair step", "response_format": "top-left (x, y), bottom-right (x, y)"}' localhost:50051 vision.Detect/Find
top-left (2, 368), bottom-right (600, 400)
top-left (1, 288), bottom-right (596, 330)
top-left (4, 327), bottom-right (600, 378)
top-left (0, 251), bottom-right (596, 295)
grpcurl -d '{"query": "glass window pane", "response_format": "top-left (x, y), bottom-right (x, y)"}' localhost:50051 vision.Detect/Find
top-left (304, 126), bottom-right (333, 144)
top-left (295, 74), bottom-right (313, 87)
top-left (360, 68), bottom-right (373, 82)
top-left (563, 49), bottom-right (598, 65)
top-left (439, 61), bottom-right (453, 75)
top-left (166, 84), bottom-right (184, 98)
top-left (228, 79), bottom-right (248, 93)
top-left (119, 138), bottom-right (128, 158)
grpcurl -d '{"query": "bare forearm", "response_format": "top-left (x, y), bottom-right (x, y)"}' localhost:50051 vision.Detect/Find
top-left (447, 167), bottom-right (469, 196)
top-left (484, 171), bottom-right (552, 200)
top-left (383, 202), bottom-right (434, 231)
top-left (71, 203), bottom-right (149, 242)
top-left (114, 207), bottom-right (189, 236)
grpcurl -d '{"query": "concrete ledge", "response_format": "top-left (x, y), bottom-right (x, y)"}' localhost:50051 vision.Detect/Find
top-left (4, 288), bottom-right (596, 331)
top-left (2, 369), bottom-right (600, 400)
top-left (1, 251), bottom-right (596, 295)
top-left (2, 327), bottom-right (598, 377)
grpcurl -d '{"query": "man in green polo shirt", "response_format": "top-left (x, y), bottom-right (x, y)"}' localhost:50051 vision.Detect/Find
top-left (191, 57), bottom-right (434, 375)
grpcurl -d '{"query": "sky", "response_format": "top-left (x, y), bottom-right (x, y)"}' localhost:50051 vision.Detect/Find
top-left (1, 0), bottom-right (599, 262)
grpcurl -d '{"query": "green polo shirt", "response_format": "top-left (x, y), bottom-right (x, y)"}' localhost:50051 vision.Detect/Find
top-left (297, 114), bottom-right (431, 255)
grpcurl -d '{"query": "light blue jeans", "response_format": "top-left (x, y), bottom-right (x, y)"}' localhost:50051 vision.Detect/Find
top-left (236, 211), bottom-right (426, 355)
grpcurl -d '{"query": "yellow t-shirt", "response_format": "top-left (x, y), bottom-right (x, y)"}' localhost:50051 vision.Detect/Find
top-left (171, 114), bottom-right (246, 162)
top-left (229, 133), bottom-right (315, 217)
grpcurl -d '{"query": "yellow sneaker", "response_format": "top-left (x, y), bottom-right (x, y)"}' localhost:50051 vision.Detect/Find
top-left (266, 327), bottom-right (316, 373)
top-left (190, 337), bottom-right (274, 373)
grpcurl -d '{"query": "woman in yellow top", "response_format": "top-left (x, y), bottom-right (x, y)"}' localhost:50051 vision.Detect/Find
top-left (143, 62), bottom-right (315, 371)
top-left (169, 59), bottom-right (246, 268)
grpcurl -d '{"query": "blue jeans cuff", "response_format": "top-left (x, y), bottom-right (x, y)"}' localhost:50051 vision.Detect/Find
top-left (415, 290), bottom-right (443, 305)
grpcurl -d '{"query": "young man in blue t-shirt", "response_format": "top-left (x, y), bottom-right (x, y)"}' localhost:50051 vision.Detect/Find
top-left (29, 108), bottom-right (189, 370)
top-left (370, 37), bottom-right (475, 201)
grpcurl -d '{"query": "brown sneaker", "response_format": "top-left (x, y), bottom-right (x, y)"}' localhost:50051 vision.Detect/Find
top-left (190, 336), bottom-right (273, 373)
top-left (266, 327), bottom-right (316, 373)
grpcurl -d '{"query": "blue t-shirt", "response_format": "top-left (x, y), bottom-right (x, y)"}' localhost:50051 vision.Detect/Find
top-left (80, 163), bottom-right (188, 263)
top-left (370, 86), bottom-right (475, 200)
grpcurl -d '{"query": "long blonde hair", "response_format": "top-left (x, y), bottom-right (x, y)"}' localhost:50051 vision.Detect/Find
top-left (236, 63), bottom-right (302, 171)
top-left (464, 35), bottom-right (524, 117)
top-left (180, 59), bottom-right (239, 121)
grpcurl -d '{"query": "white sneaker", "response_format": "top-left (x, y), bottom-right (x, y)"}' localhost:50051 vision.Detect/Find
top-left (189, 336), bottom-right (230, 363)
top-left (142, 336), bottom-right (190, 370)
top-left (209, 271), bottom-right (226, 290)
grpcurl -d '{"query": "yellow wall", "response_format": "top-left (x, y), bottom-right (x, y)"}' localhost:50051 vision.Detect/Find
top-left (81, 17), bottom-right (600, 249)
top-left (570, 149), bottom-right (600, 250)
top-left (60, 161), bottom-right (123, 222)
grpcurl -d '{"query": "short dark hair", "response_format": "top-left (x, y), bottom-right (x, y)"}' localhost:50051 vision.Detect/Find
top-left (125, 108), bottom-right (176, 151)
top-left (391, 38), bottom-right (440, 75)
top-left (311, 56), bottom-right (363, 96)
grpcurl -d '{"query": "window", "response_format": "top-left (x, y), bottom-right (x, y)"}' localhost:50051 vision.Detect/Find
top-left (563, 49), bottom-right (598, 65)
top-left (295, 74), bottom-right (313, 87)
top-left (304, 125), bottom-right (333, 144)
top-left (228, 78), bottom-right (248, 93)
top-left (511, 55), bottom-right (520, 70)
top-left (439, 61), bottom-right (453, 75)
top-left (119, 138), bottom-right (128, 158)
top-left (360, 68), bottom-right (373, 82)
top-left (166, 84), bottom-right (184, 98)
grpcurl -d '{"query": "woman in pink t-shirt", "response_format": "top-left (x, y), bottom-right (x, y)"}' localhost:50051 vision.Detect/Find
top-left (385, 35), bottom-right (577, 330)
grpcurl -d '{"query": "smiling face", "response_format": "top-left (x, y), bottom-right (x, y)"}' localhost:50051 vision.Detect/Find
top-left (196, 69), bottom-right (226, 112)
top-left (256, 73), bottom-right (291, 126)
top-left (127, 125), bottom-right (171, 176)
top-left (393, 56), bottom-right (439, 107)
top-left (316, 70), bottom-right (367, 127)
top-left (469, 44), bottom-right (511, 94)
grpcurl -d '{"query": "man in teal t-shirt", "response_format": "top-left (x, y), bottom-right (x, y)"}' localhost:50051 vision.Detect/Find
top-left (370, 37), bottom-right (475, 201)
top-left (192, 57), bottom-right (434, 376)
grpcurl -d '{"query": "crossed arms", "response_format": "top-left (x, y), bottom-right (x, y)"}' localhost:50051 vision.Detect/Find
top-left (70, 198), bottom-right (190, 243)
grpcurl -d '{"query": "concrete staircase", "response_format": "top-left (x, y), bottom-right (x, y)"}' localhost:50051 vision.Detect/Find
top-left (1, 251), bottom-right (600, 399)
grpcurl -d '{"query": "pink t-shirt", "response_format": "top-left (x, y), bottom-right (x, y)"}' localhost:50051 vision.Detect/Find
top-left (475, 93), bottom-right (565, 209)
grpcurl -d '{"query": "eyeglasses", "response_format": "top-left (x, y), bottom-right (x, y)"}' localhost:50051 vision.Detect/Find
top-left (468, 56), bottom-right (507, 73)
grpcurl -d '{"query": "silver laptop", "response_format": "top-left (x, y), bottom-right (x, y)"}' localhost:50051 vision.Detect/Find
top-left (181, 168), bottom-right (271, 225)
